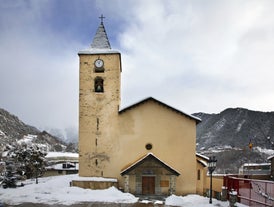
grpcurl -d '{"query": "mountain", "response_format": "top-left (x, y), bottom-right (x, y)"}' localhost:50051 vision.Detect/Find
top-left (2, 106), bottom-right (274, 174)
top-left (0, 108), bottom-right (76, 153)
top-left (45, 127), bottom-right (78, 144)
top-left (193, 108), bottom-right (274, 173)
top-left (0, 108), bottom-right (39, 140)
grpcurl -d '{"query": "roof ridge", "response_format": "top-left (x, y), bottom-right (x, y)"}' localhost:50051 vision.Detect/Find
top-left (119, 97), bottom-right (201, 123)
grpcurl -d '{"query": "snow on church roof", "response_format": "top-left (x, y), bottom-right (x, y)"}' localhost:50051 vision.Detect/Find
top-left (119, 97), bottom-right (201, 123)
top-left (78, 48), bottom-right (120, 55)
top-left (196, 153), bottom-right (209, 161)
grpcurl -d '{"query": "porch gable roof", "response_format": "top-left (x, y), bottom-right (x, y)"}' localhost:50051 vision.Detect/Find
top-left (120, 153), bottom-right (180, 176)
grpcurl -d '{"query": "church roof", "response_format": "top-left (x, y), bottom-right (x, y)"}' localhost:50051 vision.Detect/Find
top-left (196, 153), bottom-right (209, 161)
top-left (90, 22), bottom-right (111, 49)
top-left (196, 153), bottom-right (209, 167)
top-left (78, 18), bottom-right (120, 55)
top-left (120, 153), bottom-right (180, 176)
top-left (119, 97), bottom-right (201, 124)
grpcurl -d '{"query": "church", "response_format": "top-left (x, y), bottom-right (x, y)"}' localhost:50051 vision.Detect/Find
top-left (77, 17), bottom-right (208, 196)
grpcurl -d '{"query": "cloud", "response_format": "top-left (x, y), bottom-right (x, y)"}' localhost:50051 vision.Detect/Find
top-left (1, 0), bottom-right (274, 132)
top-left (0, 1), bottom-right (83, 129)
top-left (117, 0), bottom-right (274, 113)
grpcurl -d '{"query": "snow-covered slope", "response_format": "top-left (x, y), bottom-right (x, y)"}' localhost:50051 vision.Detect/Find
top-left (194, 108), bottom-right (274, 173)
top-left (0, 108), bottom-right (73, 153)
top-left (194, 108), bottom-right (274, 150)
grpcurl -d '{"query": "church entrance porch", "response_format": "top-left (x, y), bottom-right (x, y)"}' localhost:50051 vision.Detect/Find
top-left (121, 153), bottom-right (180, 196)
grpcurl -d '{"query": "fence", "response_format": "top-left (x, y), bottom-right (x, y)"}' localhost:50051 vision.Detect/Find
top-left (224, 176), bottom-right (274, 206)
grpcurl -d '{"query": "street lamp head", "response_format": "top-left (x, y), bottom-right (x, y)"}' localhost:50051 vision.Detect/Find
top-left (208, 156), bottom-right (217, 174)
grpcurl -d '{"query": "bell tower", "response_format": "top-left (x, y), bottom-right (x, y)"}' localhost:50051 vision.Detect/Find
top-left (78, 16), bottom-right (121, 177)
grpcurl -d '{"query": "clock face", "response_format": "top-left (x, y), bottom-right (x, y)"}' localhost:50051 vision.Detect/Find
top-left (95, 59), bottom-right (104, 68)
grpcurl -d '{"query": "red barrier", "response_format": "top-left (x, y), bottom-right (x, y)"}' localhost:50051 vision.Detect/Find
top-left (224, 176), bottom-right (274, 206)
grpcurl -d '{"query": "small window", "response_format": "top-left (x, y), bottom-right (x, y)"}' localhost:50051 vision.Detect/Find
top-left (145, 143), bottom-right (152, 150)
top-left (94, 77), bottom-right (104, 93)
top-left (97, 118), bottom-right (99, 130)
top-left (62, 163), bottom-right (75, 169)
top-left (197, 169), bottom-right (201, 180)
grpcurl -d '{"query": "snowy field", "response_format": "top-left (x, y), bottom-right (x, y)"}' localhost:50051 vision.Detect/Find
top-left (0, 174), bottom-right (247, 206)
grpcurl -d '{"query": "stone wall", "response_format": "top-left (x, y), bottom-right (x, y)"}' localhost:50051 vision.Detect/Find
top-left (71, 180), bottom-right (118, 189)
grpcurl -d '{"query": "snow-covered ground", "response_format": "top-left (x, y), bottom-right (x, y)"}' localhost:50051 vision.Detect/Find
top-left (0, 174), bottom-right (247, 206)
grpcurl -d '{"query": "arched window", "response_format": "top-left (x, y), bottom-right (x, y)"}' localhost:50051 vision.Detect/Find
top-left (94, 77), bottom-right (104, 93)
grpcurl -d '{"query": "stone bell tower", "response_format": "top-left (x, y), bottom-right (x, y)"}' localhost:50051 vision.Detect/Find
top-left (78, 16), bottom-right (121, 177)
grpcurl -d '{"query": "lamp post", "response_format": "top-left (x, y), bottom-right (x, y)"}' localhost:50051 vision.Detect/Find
top-left (208, 156), bottom-right (217, 204)
top-left (34, 161), bottom-right (39, 184)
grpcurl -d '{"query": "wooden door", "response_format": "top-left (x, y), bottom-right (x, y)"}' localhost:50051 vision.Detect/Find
top-left (142, 176), bottom-right (155, 195)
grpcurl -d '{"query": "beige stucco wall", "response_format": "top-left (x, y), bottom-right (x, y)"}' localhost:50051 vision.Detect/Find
top-left (115, 101), bottom-right (197, 195)
top-left (196, 162), bottom-right (207, 195)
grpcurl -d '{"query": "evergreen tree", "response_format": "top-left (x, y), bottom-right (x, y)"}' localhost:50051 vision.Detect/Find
top-left (14, 145), bottom-right (47, 179)
top-left (1, 143), bottom-right (47, 188)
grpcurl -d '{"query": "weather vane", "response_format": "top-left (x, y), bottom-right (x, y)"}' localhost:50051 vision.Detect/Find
top-left (99, 14), bottom-right (105, 24)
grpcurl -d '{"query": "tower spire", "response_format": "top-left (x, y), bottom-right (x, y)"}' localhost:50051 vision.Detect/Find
top-left (90, 15), bottom-right (111, 49)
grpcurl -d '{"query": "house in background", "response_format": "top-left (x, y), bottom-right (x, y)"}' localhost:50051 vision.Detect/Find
top-left (45, 152), bottom-right (78, 176)
top-left (239, 163), bottom-right (271, 176)
top-left (45, 162), bottom-right (78, 176)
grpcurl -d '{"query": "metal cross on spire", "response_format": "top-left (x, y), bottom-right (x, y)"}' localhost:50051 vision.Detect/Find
top-left (99, 14), bottom-right (105, 24)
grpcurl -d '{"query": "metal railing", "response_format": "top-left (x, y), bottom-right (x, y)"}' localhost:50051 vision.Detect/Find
top-left (224, 176), bottom-right (274, 206)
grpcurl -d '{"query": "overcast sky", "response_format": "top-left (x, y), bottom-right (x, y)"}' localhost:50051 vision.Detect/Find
top-left (1, 0), bottom-right (274, 131)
